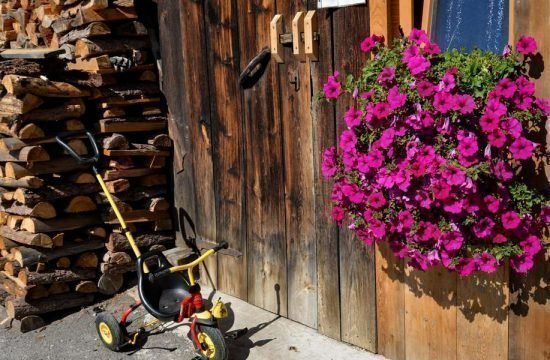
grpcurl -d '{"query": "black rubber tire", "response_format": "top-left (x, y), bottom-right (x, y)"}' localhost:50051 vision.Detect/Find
top-left (95, 312), bottom-right (124, 352)
top-left (196, 326), bottom-right (228, 360)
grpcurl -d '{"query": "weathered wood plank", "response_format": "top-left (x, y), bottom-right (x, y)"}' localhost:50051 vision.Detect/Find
top-left (457, 265), bottom-right (509, 360)
top-left (334, 4), bottom-right (377, 351)
top-left (238, 0), bottom-right (287, 316)
top-left (405, 265), bottom-right (457, 360)
top-left (277, 0), bottom-right (317, 329)
top-left (205, 0), bottom-right (246, 299)
top-left (376, 243), bottom-right (405, 360)
top-left (308, 2), bottom-right (341, 340)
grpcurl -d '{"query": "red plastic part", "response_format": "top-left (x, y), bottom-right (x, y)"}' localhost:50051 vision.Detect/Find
top-left (120, 301), bottom-right (142, 326)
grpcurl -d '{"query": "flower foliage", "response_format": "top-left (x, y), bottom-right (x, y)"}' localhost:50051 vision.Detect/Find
top-left (321, 29), bottom-right (549, 276)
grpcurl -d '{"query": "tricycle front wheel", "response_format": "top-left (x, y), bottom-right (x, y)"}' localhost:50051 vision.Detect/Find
top-left (95, 312), bottom-right (124, 351)
top-left (196, 326), bottom-right (228, 360)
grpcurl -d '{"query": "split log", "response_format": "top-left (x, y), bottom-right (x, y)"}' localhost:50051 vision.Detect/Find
top-left (19, 315), bottom-right (45, 333)
top-left (75, 280), bottom-right (97, 293)
top-left (70, 172), bottom-right (96, 184)
top-left (98, 82), bottom-right (159, 99)
top-left (18, 268), bottom-right (96, 286)
top-left (104, 178), bottom-right (129, 193)
top-left (52, 233), bottom-right (64, 247)
top-left (98, 116), bottom-right (166, 133)
top-left (97, 273), bottom-right (122, 295)
top-left (102, 168), bottom-right (158, 181)
top-left (75, 37), bottom-right (149, 59)
top-left (17, 123), bottom-right (45, 139)
top-left (11, 98), bottom-right (86, 122)
top-left (20, 214), bottom-right (101, 233)
top-left (103, 251), bottom-right (131, 265)
top-left (6, 215), bottom-right (24, 230)
top-left (5, 162), bottom-right (32, 178)
top-left (100, 261), bottom-right (134, 275)
top-left (147, 197), bottom-right (169, 212)
top-left (0, 226), bottom-right (52, 247)
top-left (47, 281), bottom-right (70, 295)
top-left (75, 252), bottom-right (98, 269)
top-left (87, 226), bottom-right (106, 238)
top-left (4, 261), bottom-right (20, 276)
top-left (2, 75), bottom-right (90, 97)
top-left (64, 195), bottom-right (97, 213)
top-left (139, 174), bottom-right (166, 187)
top-left (101, 133), bottom-right (128, 150)
top-left (0, 176), bottom-right (43, 189)
top-left (1, 202), bottom-right (56, 219)
top-left (6, 292), bottom-right (95, 319)
top-left (22, 157), bottom-right (87, 175)
top-left (0, 237), bottom-right (17, 250)
top-left (0, 146), bottom-right (49, 162)
top-left (0, 93), bottom-right (43, 114)
top-left (103, 209), bottom-right (168, 224)
top-left (14, 183), bottom-right (101, 206)
top-left (12, 239), bottom-right (104, 267)
top-left (58, 21), bottom-right (110, 45)
top-left (63, 139), bottom-right (88, 156)
top-left (55, 257), bottom-right (70, 269)
top-left (0, 59), bottom-right (44, 78)
top-left (106, 232), bottom-right (174, 252)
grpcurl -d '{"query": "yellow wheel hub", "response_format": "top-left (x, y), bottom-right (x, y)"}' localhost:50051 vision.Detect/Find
top-left (198, 332), bottom-right (216, 359)
top-left (99, 322), bottom-right (113, 344)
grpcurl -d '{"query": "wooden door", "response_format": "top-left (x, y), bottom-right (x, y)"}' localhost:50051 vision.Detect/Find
top-left (156, 0), bottom-right (377, 351)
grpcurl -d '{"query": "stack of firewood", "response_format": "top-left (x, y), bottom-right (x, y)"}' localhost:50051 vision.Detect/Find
top-left (0, 0), bottom-right (174, 331)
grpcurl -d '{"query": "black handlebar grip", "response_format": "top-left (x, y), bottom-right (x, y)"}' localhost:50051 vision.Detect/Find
top-left (214, 241), bottom-right (229, 252)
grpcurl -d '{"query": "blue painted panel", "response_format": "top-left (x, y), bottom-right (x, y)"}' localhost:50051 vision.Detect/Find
top-left (432, 0), bottom-right (509, 53)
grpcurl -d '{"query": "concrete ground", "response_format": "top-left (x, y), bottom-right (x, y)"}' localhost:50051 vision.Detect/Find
top-left (0, 287), bottom-right (383, 360)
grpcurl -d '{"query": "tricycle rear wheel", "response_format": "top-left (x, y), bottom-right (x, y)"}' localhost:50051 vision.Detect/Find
top-left (95, 312), bottom-right (124, 351)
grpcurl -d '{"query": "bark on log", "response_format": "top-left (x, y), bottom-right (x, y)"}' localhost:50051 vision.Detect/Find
top-left (64, 195), bottom-right (97, 213)
top-left (6, 292), bottom-right (95, 319)
top-left (19, 315), bottom-right (45, 333)
top-left (106, 232), bottom-right (174, 252)
top-left (75, 280), bottom-right (97, 293)
top-left (2, 75), bottom-right (90, 97)
top-left (75, 37), bottom-right (149, 59)
top-left (0, 146), bottom-right (49, 162)
top-left (0, 226), bottom-right (52, 247)
top-left (18, 268), bottom-right (96, 286)
top-left (47, 281), bottom-right (70, 295)
top-left (0, 93), bottom-right (43, 114)
top-left (58, 21), bottom-right (110, 45)
top-left (75, 252), bottom-right (98, 269)
top-left (20, 214), bottom-right (101, 233)
top-left (0, 176), bottom-right (43, 189)
top-left (12, 239), bottom-right (104, 267)
top-left (97, 273), bottom-right (122, 295)
top-left (101, 133), bottom-right (128, 150)
top-left (14, 183), bottom-right (101, 206)
top-left (1, 202), bottom-right (56, 219)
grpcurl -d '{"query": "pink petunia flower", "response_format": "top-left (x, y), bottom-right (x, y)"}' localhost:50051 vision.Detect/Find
top-left (502, 211), bottom-right (521, 230)
top-left (492, 160), bottom-right (514, 181)
top-left (341, 183), bottom-right (364, 204)
top-left (520, 235), bottom-right (542, 256)
top-left (360, 34), bottom-right (384, 53)
top-left (494, 78), bottom-right (517, 98)
top-left (454, 94), bottom-right (475, 114)
top-left (331, 206), bottom-right (345, 222)
top-left (433, 92), bottom-right (455, 113)
top-left (366, 149), bottom-right (385, 168)
top-left (369, 218), bottom-right (386, 239)
top-left (488, 129), bottom-right (507, 148)
top-left (509, 137), bottom-right (535, 160)
top-left (409, 28), bottom-right (430, 44)
top-left (473, 217), bottom-right (495, 238)
top-left (373, 102), bottom-right (391, 119)
top-left (339, 130), bottom-right (357, 152)
top-left (493, 233), bottom-right (507, 243)
top-left (443, 166), bottom-right (466, 186)
top-left (433, 180), bottom-right (451, 200)
top-left (368, 192), bottom-right (387, 209)
top-left (486, 98), bottom-right (507, 117)
top-left (483, 195), bottom-right (501, 213)
top-left (409, 250), bottom-right (429, 271)
top-left (479, 112), bottom-right (500, 132)
top-left (377, 66), bottom-right (396, 84)
top-left (387, 86), bottom-right (407, 110)
top-left (535, 98), bottom-right (550, 115)
top-left (323, 71), bottom-right (342, 99)
top-left (500, 117), bottom-right (522, 138)
top-left (344, 107), bottom-right (363, 128)
top-left (407, 55), bottom-right (431, 75)
top-left (438, 72), bottom-right (456, 92)
top-left (441, 231), bottom-right (464, 251)
top-left (476, 253), bottom-right (498, 273)
top-left (417, 81), bottom-right (435, 97)
top-left (443, 198), bottom-right (464, 214)
top-left (402, 45), bottom-right (420, 63)
top-left (321, 147), bottom-right (338, 178)
top-left (423, 42), bottom-right (441, 55)
top-left (456, 258), bottom-right (477, 277)
top-left (397, 210), bottom-right (414, 231)
top-left (510, 253), bottom-right (534, 273)
top-left (457, 136), bottom-right (478, 157)
top-left (516, 35), bottom-right (537, 55)
top-left (516, 76), bottom-right (535, 96)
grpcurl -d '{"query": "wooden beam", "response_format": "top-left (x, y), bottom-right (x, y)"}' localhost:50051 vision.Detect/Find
top-left (421, 0), bottom-right (436, 36)
top-left (369, 0), bottom-right (391, 41)
top-left (399, 0), bottom-right (414, 36)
